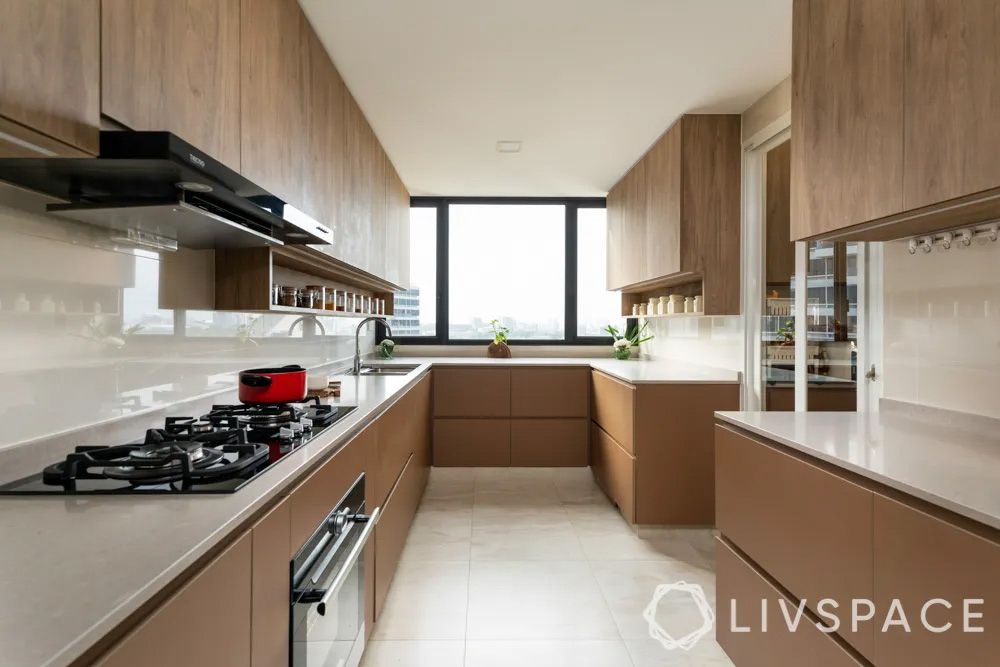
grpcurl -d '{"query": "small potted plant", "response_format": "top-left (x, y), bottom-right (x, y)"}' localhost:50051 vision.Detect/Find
top-left (379, 338), bottom-right (395, 359)
top-left (487, 319), bottom-right (512, 358)
top-left (605, 321), bottom-right (653, 360)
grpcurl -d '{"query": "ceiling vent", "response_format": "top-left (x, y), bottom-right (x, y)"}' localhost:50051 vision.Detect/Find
top-left (495, 140), bottom-right (522, 153)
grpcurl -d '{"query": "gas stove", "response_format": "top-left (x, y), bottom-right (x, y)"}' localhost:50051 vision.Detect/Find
top-left (0, 397), bottom-right (356, 495)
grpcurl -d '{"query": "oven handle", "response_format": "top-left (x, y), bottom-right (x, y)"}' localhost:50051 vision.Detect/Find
top-left (316, 506), bottom-right (380, 617)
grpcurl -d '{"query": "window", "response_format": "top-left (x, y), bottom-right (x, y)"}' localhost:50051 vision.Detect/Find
top-left (388, 206), bottom-right (437, 337)
top-left (386, 198), bottom-right (618, 345)
top-left (576, 207), bottom-right (624, 337)
top-left (449, 203), bottom-right (565, 339)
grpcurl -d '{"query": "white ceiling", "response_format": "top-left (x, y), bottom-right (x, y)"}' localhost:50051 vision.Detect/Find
top-left (299, 0), bottom-right (791, 197)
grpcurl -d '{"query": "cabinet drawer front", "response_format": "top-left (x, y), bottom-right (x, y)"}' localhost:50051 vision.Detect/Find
top-left (251, 499), bottom-right (290, 667)
top-left (590, 422), bottom-right (635, 523)
top-left (376, 375), bottom-right (431, 504)
top-left (433, 368), bottom-right (511, 417)
top-left (873, 495), bottom-right (1000, 666)
top-left (590, 371), bottom-right (634, 453)
top-left (715, 426), bottom-right (874, 659)
top-left (433, 419), bottom-right (511, 466)
top-left (289, 425), bottom-right (373, 555)
top-left (510, 367), bottom-right (589, 417)
top-left (375, 452), bottom-right (424, 618)
top-left (717, 538), bottom-right (865, 667)
top-left (95, 532), bottom-right (252, 667)
top-left (511, 419), bottom-right (588, 467)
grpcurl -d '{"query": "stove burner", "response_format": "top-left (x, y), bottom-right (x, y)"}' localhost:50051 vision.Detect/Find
top-left (105, 441), bottom-right (227, 482)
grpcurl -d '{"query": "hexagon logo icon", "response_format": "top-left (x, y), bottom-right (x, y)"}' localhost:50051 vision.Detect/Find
top-left (643, 580), bottom-right (715, 652)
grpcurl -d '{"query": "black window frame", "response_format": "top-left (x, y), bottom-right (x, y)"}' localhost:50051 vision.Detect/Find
top-left (380, 196), bottom-right (618, 346)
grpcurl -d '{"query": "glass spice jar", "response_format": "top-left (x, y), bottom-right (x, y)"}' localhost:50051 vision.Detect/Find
top-left (297, 287), bottom-right (316, 310)
top-left (305, 285), bottom-right (325, 309)
top-left (271, 284), bottom-right (281, 306)
top-left (280, 286), bottom-right (299, 308)
top-left (325, 289), bottom-right (337, 311)
top-left (336, 291), bottom-right (347, 312)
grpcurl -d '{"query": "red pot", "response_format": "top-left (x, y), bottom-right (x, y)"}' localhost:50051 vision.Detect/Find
top-left (239, 365), bottom-right (307, 404)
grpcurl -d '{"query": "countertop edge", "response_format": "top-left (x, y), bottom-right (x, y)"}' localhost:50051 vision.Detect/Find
top-left (714, 412), bottom-right (1000, 532)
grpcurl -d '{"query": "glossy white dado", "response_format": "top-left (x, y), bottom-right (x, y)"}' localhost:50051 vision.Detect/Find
top-left (637, 314), bottom-right (743, 372)
top-left (716, 402), bottom-right (1000, 531)
top-left (883, 238), bottom-right (1000, 419)
top-left (0, 367), bottom-right (432, 667)
top-left (0, 186), bottom-right (376, 452)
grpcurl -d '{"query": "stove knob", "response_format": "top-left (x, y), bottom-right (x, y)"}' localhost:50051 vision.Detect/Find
top-left (289, 421), bottom-right (303, 434)
top-left (300, 417), bottom-right (313, 431)
top-left (279, 426), bottom-right (294, 439)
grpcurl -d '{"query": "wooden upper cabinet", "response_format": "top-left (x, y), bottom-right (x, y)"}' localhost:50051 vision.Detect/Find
top-left (605, 181), bottom-right (625, 291)
top-left (903, 0), bottom-right (1000, 211)
top-left (300, 22), bottom-right (343, 233)
top-left (0, 0), bottom-right (100, 156)
top-left (644, 122), bottom-right (682, 281)
top-left (790, 0), bottom-right (904, 241)
top-left (240, 0), bottom-right (305, 207)
top-left (95, 532), bottom-right (252, 666)
top-left (384, 164), bottom-right (411, 288)
top-left (101, 0), bottom-right (241, 170)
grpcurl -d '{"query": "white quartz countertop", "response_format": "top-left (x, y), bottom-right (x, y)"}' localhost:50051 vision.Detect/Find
top-left (715, 409), bottom-right (1000, 531)
top-left (0, 365), bottom-right (435, 667)
top-left (393, 356), bottom-right (741, 384)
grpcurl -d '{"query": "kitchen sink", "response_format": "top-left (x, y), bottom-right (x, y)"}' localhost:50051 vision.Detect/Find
top-left (351, 364), bottom-right (419, 376)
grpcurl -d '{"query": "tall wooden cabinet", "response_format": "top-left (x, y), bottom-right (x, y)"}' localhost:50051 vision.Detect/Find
top-left (0, 0), bottom-right (100, 157)
top-left (101, 0), bottom-right (242, 170)
top-left (606, 114), bottom-right (741, 316)
top-left (792, 0), bottom-right (1000, 241)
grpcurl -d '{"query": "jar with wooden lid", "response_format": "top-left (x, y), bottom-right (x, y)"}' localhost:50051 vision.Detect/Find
top-left (280, 286), bottom-right (299, 308)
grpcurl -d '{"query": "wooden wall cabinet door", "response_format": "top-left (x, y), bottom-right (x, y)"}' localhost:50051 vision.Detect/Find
top-left (0, 0), bottom-right (100, 156)
top-left (433, 418), bottom-right (511, 466)
top-left (873, 494), bottom-right (1000, 666)
top-left (716, 538), bottom-right (866, 667)
top-left (384, 165), bottom-right (411, 288)
top-left (903, 0), bottom-right (1000, 211)
top-left (251, 499), bottom-right (291, 667)
top-left (790, 0), bottom-right (905, 240)
top-left (300, 22), bottom-right (343, 235)
top-left (715, 426), bottom-right (875, 660)
top-left (94, 533), bottom-right (252, 666)
top-left (590, 371), bottom-right (634, 454)
top-left (101, 0), bottom-right (241, 170)
top-left (511, 419), bottom-right (588, 467)
top-left (643, 120), bottom-right (682, 281)
top-left (589, 422), bottom-right (635, 523)
top-left (621, 158), bottom-right (648, 286)
top-left (510, 367), bottom-right (589, 418)
top-left (605, 181), bottom-right (625, 290)
top-left (433, 368), bottom-right (511, 417)
top-left (240, 0), bottom-right (305, 208)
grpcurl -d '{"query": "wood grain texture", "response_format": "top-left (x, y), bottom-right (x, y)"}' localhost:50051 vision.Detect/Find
top-left (250, 499), bottom-right (290, 667)
top-left (375, 374), bottom-right (431, 505)
top-left (903, 0), bottom-right (1000, 210)
top-left (590, 422), bottom-right (635, 523)
top-left (715, 425), bottom-right (875, 660)
top-left (433, 368), bottom-right (511, 418)
top-left (94, 532), bottom-right (252, 667)
top-left (433, 419), bottom-right (511, 466)
top-left (790, 0), bottom-right (905, 240)
top-left (633, 383), bottom-right (738, 525)
top-left (716, 538), bottom-right (866, 667)
top-left (644, 120), bottom-right (683, 280)
top-left (510, 419), bottom-right (589, 467)
top-left (300, 20), bottom-right (343, 229)
top-left (873, 494), bottom-right (1000, 666)
top-left (240, 0), bottom-right (304, 205)
top-left (214, 247), bottom-right (272, 311)
top-left (590, 371), bottom-right (635, 454)
top-left (510, 367), bottom-right (590, 418)
top-left (764, 140), bottom-right (795, 287)
top-left (622, 157), bottom-right (648, 286)
top-left (374, 452), bottom-right (425, 618)
top-left (605, 180), bottom-right (626, 290)
top-left (101, 0), bottom-right (241, 169)
top-left (0, 116), bottom-right (92, 157)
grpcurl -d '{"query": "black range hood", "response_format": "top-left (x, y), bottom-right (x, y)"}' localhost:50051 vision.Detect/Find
top-left (0, 131), bottom-right (334, 249)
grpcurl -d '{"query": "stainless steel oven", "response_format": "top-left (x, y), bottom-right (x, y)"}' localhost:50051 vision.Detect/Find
top-left (291, 473), bottom-right (379, 667)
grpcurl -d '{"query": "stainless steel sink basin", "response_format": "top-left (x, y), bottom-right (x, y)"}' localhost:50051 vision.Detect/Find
top-left (351, 364), bottom-right (419, 376)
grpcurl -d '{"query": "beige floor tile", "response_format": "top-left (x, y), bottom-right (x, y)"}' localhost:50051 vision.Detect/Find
top-left (359, 640), bottom-right (465, 667)
top-left (401, 505), bottom-right (473, 562)
top-left (372, 561), bottom-right (470, 640)
top-left (464, 640), bottom-right (634, 667)
top-left (466, 560), bottom-right (619, 640)
top-left (472, 502), bottom-right (571, 531)
top-left (470, 524), bottom-right (585, 561)
top-left (626, 638), bottom-right (734, 666)
top-left (590, 560), bottom-right (717, 640)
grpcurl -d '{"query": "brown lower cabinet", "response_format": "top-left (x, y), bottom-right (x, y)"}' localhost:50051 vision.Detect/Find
top-left (433, 418), bottom-right (511, 466)
top-left (716, 537), bottom-right (866, 667)
top-left (93, 533), bottom-right (252, 667)
top-left (590, 422), bottom-right (635, 523)
top-left (251, 498), bottom-right (291, 667)
top-left (374, 452), bottom-right (427, 617)
top-left (511, 419), bottom-right (589, 466)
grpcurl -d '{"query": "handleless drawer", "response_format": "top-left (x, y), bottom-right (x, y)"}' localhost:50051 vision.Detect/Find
top-left (510, 367), bottom-right (590, 417)
top-left (511, 418), bottom-right (589, 466)
top-left (433, 418), bottom-right (511, 466)
top-left (590, 422), bottom-right (635, 523)
top-left (590, 371), bottom-right (634, 453)
top-left (375, 452), bottom-right (423, 618)
top-left (716, 537), bottom-right (866, 667)
top-left (433, 368), bottom-right (511, 417)
top-left (715, 425), bottom-right (875, 660)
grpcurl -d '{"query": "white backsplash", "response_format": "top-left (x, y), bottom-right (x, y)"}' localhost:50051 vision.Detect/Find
top-left (637, 314), bottom-right (744, 371)
top-left (883, 238), bottom-right (1000, 419)
top-left (0, 185), bottom-right (375, 454)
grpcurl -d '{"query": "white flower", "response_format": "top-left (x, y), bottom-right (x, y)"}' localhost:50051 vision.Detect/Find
top-left (613, 338), bottom-right (629, 349)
